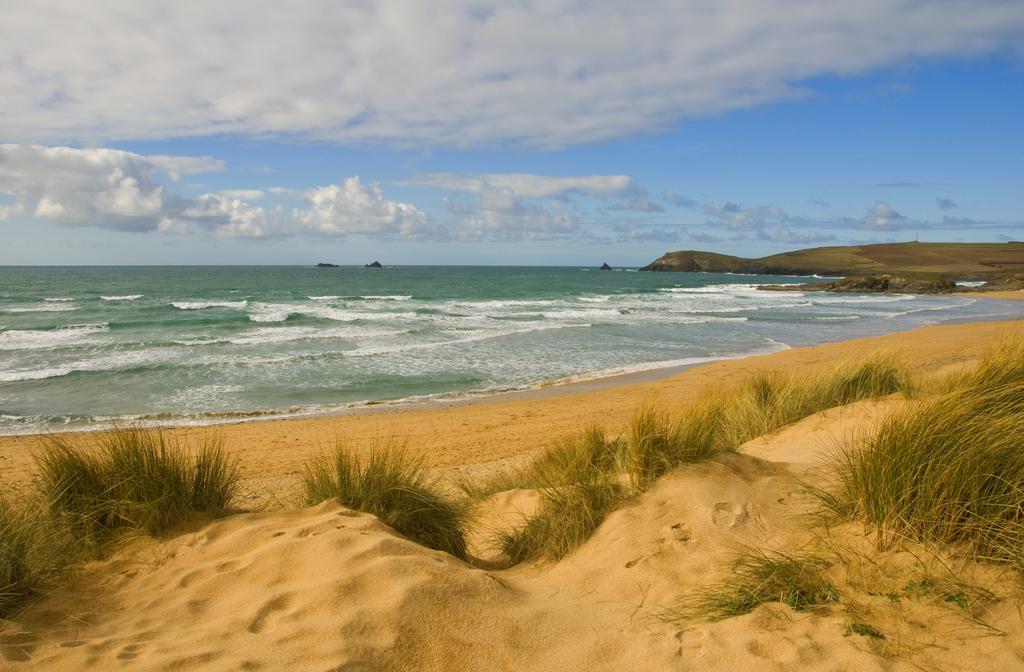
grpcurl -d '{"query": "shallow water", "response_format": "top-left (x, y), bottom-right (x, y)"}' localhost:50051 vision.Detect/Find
top-left (1, 265), bottom-right (1021, 433)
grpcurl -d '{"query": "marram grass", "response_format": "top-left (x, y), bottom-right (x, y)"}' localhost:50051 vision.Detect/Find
top-left (490, 427), bottom-right (628, 563)
top-left (498, 475), bottom-right (624, 564)
top-left (819, 339), bottom-right (1024, 566)
top-left (302, 444), bottom-right (469, 558)
top-left (37, 427), bottom-right (238, 537)
top-left (661, 549), bottom-right (840, 622)
top-left (0, 496), bottom-right (76, 617)
top-left (724, 353), bottom-right (907, 446)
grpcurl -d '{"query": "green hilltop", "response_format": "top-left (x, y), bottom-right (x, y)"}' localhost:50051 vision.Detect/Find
top-left (641, 242), bottom-right (1024, 280)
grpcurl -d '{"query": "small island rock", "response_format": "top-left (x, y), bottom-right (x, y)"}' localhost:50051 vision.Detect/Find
top-left (600, 262), bottom-right (613, 271)
top-left (315, 262), bottom-right (339, 268)
top-left (365, 261), bottom-right (383, 268)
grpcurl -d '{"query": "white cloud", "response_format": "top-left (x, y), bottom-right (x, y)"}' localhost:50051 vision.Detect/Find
top-left (217, 189), bottom-right (265, 201)
top-left (295, 177), bottom-right (431, 238)
top-left (407, 173), bottom-right (633, 199)
top-left (0, 144), bottom-right (428, 239)
top-left (11, 1), bottom-right (1018, 147)
top-left (453, 183), bottom-right (579, 241)
top-left (703, 201), bottom-right (787, 231)
top-left (861, 201), bottom-right (907, 230)
top-left (0, 144), bottom-right (182, 229)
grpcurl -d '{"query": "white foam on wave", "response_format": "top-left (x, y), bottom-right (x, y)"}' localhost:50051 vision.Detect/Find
top-left (247, 302), bottom-right (417, 323)
top-left (172, 300), bottom-right (249, 310)
top-left (43, 297), bottom-right (75, 302)
top-left (345, 321), bottom-right (593, 358)
top-left (226, 325), bottom-right (397, 345)
top-left (0, 323), bottom-right (109, 351)
top-left (0, 348), bottom-right (159, 382)
top-left (540, 308), bottom-right (622, 320)
top-left (661, 283), bottom-right (766, 294)
top-left (2, 303), bottom-right (79, 313)
top-left (810, 294), bottom-right (914, 305)
top-left (577, 295), bottom-right (611, 303)
top-left (307, 295), bottom-right (340, 301)
top-left (101, 294), bottom-right (143, 301)
top-left (360, 295), bottom-right (412, 301)
top-left (451, 299), bottom-right (562, 310)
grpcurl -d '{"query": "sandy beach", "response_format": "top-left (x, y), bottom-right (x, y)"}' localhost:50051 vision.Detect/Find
top-left (3, 316), bottom-right (1024, 671)
top-left (0, 316), bottom-right (1021, 504)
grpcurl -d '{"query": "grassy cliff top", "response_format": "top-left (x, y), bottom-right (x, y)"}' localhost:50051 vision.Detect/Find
top-left (642, 242), bottom-right (1024, 278)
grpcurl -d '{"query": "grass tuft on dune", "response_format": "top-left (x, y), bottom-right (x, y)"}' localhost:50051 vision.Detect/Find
top-left (0, 497), bottom-right (75, 617)
top-left (820, 339), bottom-right (1024, 566)
top-left (37, 427), bottom-right (238, 538)
top-left (724, 353), bottom-right (907, 445)
top-left (662, 549), bottom-right (840, 622)
top-left (303, 444), bottom-right (469, 558)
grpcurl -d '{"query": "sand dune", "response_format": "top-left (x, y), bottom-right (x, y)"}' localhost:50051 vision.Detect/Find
top-left (8, 450), bottom-right (1022, 670)
top-left (4, 320), bottom-right (1024, 670)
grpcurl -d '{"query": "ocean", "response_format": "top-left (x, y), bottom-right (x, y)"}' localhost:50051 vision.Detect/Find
top-left (1, 265), bottom-right (1021, 434)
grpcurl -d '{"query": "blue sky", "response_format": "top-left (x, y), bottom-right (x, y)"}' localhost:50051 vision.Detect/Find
top-left (1, 2), bottom-right (1022, 265)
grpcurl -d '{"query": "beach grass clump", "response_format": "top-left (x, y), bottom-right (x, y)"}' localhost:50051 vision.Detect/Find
top-left (37, 427), bottom-right (238, 538)
top-left (0, 497), bottom-right (74, 617)
top-left (626, 399), bottom-right (725, 488)
top-left (725, 354), bottom-right (907, 444)
top-left (302, 444), bottom-right (468, 558)
top-left (498, 474), bottom-right (624, 563)
top-left (820, 340), bottom-right (1024, 565)
top-left (662, 549), bottom-right (840, 622)
top-left (495, 404), bottom-right (729, 563)
top-left (459, 425), bottom-right (626, 499)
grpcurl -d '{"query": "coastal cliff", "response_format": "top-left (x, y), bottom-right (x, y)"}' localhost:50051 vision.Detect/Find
top-left (642, 242), bottom-right (1024, 292)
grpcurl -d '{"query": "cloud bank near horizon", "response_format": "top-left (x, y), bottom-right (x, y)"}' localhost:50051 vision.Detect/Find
top-left (3, 1), bottom-right (1023, 148)
top-left (2, 144), bottom-right (1018, 247)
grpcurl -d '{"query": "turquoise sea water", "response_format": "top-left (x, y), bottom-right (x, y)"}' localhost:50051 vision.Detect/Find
top-left (1, 265), bottom-right (1022, 434)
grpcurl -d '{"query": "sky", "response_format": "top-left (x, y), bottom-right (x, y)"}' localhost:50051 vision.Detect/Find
top-left (1, 1), bottom-right (1022, 266)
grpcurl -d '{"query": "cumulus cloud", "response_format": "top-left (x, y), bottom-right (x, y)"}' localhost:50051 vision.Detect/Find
top-left (5, 2), bottom-right (1022, 147)
top-left (0, 144), bottom-right (222, 231)
top-left (219, 189), bottom-right (266, 201)
top-left (296, 178), bottom-right (432, 238)
top-left (861, 201), bottom-right (907, 230)
top-left (703, 201), bottom-right (790, 231)
top-left (453, 183), bottom-right (579, 241)
top-left (0, 144), bottom-right (429, 239)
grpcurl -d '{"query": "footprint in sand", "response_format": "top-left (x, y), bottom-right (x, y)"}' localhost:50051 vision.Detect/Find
top-left (712, 502), bottom-right (750, 528)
